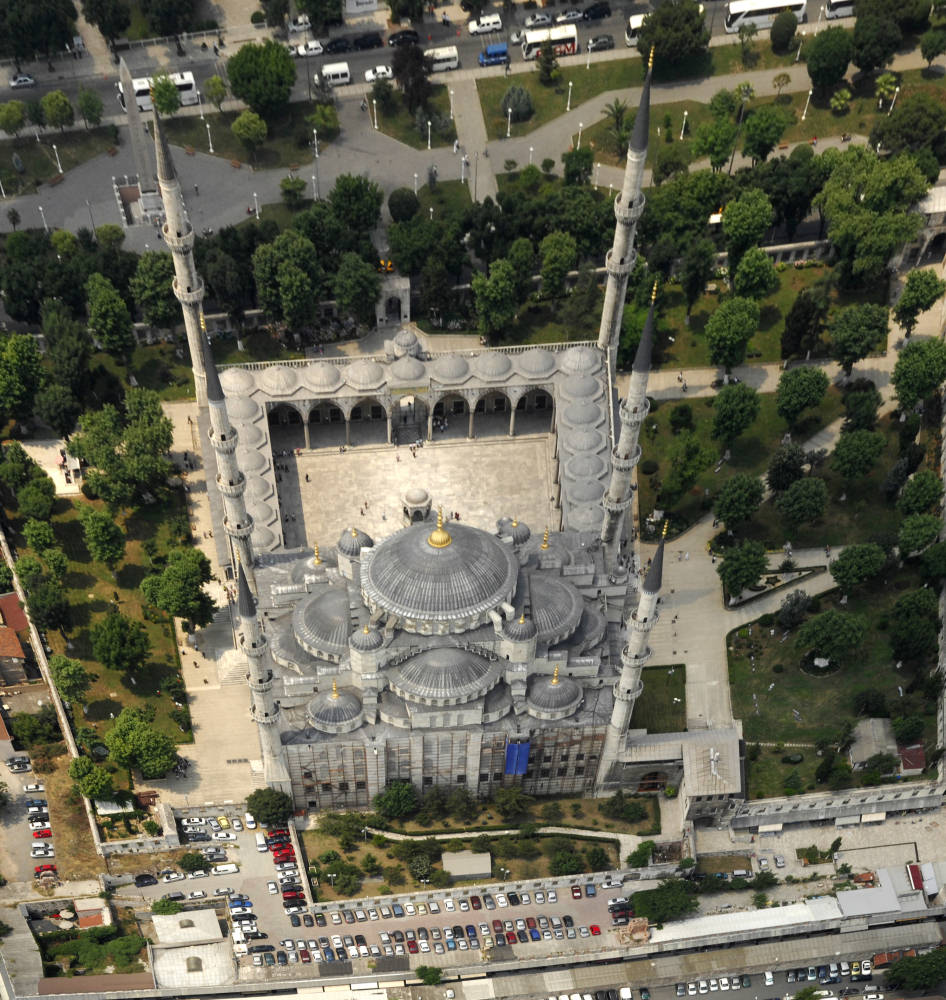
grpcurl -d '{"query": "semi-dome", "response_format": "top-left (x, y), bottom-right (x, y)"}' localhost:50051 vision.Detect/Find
top-left (559, 427), bottom-right (605, 454)
top-left (338, 527), bottom-right (373, 557)
top-left (560, 374), bottom-right (601, 400)
top-left (559, 344), bottom-right (602, 375)
top-left (259, 365), bottom-right (299, 395)
top-left (246, 500), bottom-right (274, 524)
top-left (529, 574), bottom-right (584, 645)
top-left (251, 524), bottom-right (276, 549)
top-left (504, 613), bottom-right (537, 642)
top-left (308, 681), bottom-right (363, 733)
top-left (390, 355), bottom-right (426, 381)
top-left (431, 354), bottom-right (469, 382)
top-left (220, 367), bottom-right (255, 394)
top-left (293, 587), bottom-right (351, 658)
top-left (236, 448), bottom-right (267, 473)
top-left (473, 352), bottom-right (512, 380)
top-left (362, 516), bottom-right (518, 626)
top-left (303, 362), bottom-right (343, 393)
top-left (345, 358), bottom-right (385, 390)
top-left (564, 453), bottom-right (607, 480)
top-left (226, 396), bottom-right (261, 421)
top-left (566, 504), bottom-right (604, 533)
top-left (562, 400), bottom-right (603, 428)
top-left (527, 668), bottom-right (582, 719)
top-left (567, 478), bottom-right (605, 503)
top-left (350, 624), bottom-right (383, 652)
top-left (516, 347), bottom-right (556, 377)
top-left (387, 647), bottom-right (499, 704)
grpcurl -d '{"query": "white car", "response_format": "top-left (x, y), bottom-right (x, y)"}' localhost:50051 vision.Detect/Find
top-left (268, 881), bottom-right (278, 894)
top-left (524, 11), bottom-right (551, 27)
top-left (428, 901), bottom-right (440, 913)
top-left (468, 13), bottom-right (502, 34)
top-left (188, 890), bottom-right (206, 899)
top-left (289, 14), bottom-right (311, 33)
top-left (244, 813), bottom-right (257, 829)
top-left (187, 869), bottom-right (208, 879)
top-left (31, 847), bottom-right (55, 858)
top-left (29, 821), bottom-right (50, 831)
top-left (496, 893), bottom-right (507, 907)
top-left (405, 902), bottom-right (416, 915)
top-left (296, 39), bottom-right (323, 56)
top-left (547, 890), bottom-right (557, 903)
top-left (23, 783), bottom-right (44, 793)
top-left (444, 898), bottom-right (456, 911)
top-left (161, 872), bottom-right (184, 882)
top-left (555, 8), bottom-right (583, 21)
top-left (213, 831), bottom-right (237, 841)
top-left (364, 65), bottom-right (393, 82)
top-left (9, 74), bottom-right (35, 89)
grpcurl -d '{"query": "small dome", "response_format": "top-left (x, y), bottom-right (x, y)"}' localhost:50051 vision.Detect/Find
top-left (566, 504), bottom-right (604, 533)
top-left (244, 477), bottom-right (273, 501)
top-left (559, 427), bottom-right (605, 454)
top-left (560, 374), bottom-right (601, 400)
top-left (516, 347), bottom-right (556, 377)
top-left (303, 362), bottom-right (343, 393)
top-left (390, 355), bottom-right (426, 381)
top-left (431, 354), bottom-right (469, 382)
top-left (473, 352), bottom-right (513, 380)
top-left (252, 524), bottom-right (277, 549)
top-left (395, 328), bottom-right (419, 350)
top-left (259, 365), bottom-right (299, 395)
top-left (236, 422), bottom-right (265, 448)
top-left (564, 453), bottom-right (606, 480)
top-left (226, 396), bottom-right (261, 421)
top-left (559, 345), bottom-right (602, 375)
top-left (220, 367), bottom-right (255, 393)
top-left (388, 647), bottom-right (498, 704)
top-left (246, 500), bottom-right (274, 524)
top-left (345, 359), bottom-right (385, 390)
top-left (308, 682), bottom-right (363, 732)
top-left (527, 669), bottom-right (582, 718)
top-left (236, 448), bottom-right (267, 473)
top-left (293, 587), bottom-right (352, 657)
top-left (498, 516), bottom-right (531, 545)
top-left (350, 624), bottom-right (383, 652)
top-left (338, 527), bottom-right (373, 557)
top-left (404, 486), bottom-right (430, 506)
top-left (504, 613), bottom-right (537, 641)
top-left (562, 400), bottom-right (603, 428)
top-left (567, 478), bottom-right (605, 503)
top-left (529, 574), bottom-right (584, 644)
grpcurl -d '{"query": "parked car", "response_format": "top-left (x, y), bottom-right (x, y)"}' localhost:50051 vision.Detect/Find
top-left (353, 31), bottom-right (383, 49)
top-left (364, 65), bottom-right (392, 82)
top-left (9, 74), bottom-right (35, 89)
top-left (296, 40), bottom-right (324, 56)
top-left (555, 9), bottom-right (584, 22)
top-left (588, 34), bottom-right (614, 50)
top-left (583, 1), bottom-right (611, 17)
top-left (288, 14), bottom-right (310, 33)
top-left (388, 28), bottom-right (419, 45)
top-left (324, 37), bottom-right (352, 53)
top-left (524, 11), bottom-right (551, 27)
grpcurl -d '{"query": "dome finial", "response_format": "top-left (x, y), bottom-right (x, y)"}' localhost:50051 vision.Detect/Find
top-left (313, 542), bottom-right (321, 565)
top-left (648, 46), bottom-right (654, 71)
top-left (428, 506), bottom-right (453, 548)
top-left (511, 517), bottom-right (518, 527)
top-left (519, 613), bottom-right (526, 625)
top-left (540, 527), bottom-right (550, 550)
top-left (351, 527), bottom-right (357, 538)
top-left (662, 520), bottom-right (669, 538)
top-left (651, 280), bottom-right (658, 303)
top-left (331, 679), bottom-right (339, 699)
top-left (551, 665), bottom-right (560, 685)
top-left (363, 624), bottom-right (370, 634)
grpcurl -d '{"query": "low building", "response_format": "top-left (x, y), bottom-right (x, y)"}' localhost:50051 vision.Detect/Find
top-left (442, 850), bottom-right (492, 882)
top-left (899, 744), bottom-right (926, 776)
top-left (150, 908), bottom-right (235, 989)
top-left (73, 897), bottom-right (111, 930)
top-left (0, 625), bottom-right (26, 685)
top-left (849, 718), bottom-right (897, 771)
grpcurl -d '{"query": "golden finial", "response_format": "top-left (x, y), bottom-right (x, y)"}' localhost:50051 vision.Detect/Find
top-left (651, 281), bottom-right (658, 303)
top-left (351, 527), bottom-right (358, 538)
top-left (313, 542), bottom-right (321, 565)
top-left (511, 518), bottom-right (518, 527)
top-left (540, 527), bottom-right (550, 550)
top-left (519, 613), bottom-right (526, 625)
top-left (331, 679), bottom-right (339, 699)
top-left (551, 665), bottom-right (560, 686)
top-left (648, 47), bottom-right (654, 72)
top-left (428, 506), bottom-right (452, 548)
top-left (662, 520), bottom-right (669, 539)
top-left (199, 310), bottom-right (207, 334)
top-left (363, 624), bottom-right (370, 634)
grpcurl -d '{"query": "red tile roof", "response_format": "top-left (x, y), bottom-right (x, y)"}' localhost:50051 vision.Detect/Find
top-left (899, 744), bottom-right (926, 771)
top-left (77, 911), bottom-right (105, 928)
top-left (0, 592), bottom-right (28, 631)
top-left (0, 627), bottom-right (24, 660)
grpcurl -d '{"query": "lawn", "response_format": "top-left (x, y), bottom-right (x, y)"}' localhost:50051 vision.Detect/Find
top-left (41, 754), bottom-right (104, 880)
top-left (631, 664), bottom-right (686, 733)
top-left (417, 178), bottom-right (472, 222)
top-left (90, 342), bottom-right (198, 402)
top-left (211, 330), bottom-right (305, 366)
top-left (375, 85), bottom-right (457, 150)
top-left (0, 128), bottom-right (118, 198)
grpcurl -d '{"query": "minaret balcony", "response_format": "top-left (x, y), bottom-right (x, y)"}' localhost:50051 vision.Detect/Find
top-left (163, 223), bottom-right (195, 252)
top-left (173, 276), bottom-right (205, 306)
top-left (602, 493), bottom-right (632, 515)
top-left (619, 396), bottom-right (650, 426)
top-left (610, 444), bottom-right (641, 473)
top-left (613, 191), bottom-right (645, 226)
top-left (242, 640), bottom-right (267, 661)
top-left (216, 471), bottom-right (246, 498)
top-left (615, 678), bottom-right (644, 702)
top-left (224, 514), bottom-right (254, 540)
top-left (249, 676), bottom-right (273, 694)
top-left (210, 424), bottom-right (239, 457)
top-left (628, 609), bottom-right (659, 634)
top-left (605, 247), bottom-right (634, 278)
top-left (252, 705), bottom-right (281, 725)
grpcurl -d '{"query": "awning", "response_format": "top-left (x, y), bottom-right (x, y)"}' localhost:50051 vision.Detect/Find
top-left (861, 811), bottom-right (886, 823)
top-left (835, 815), bottom-right (860, 826)
top-left (758, 823), bottom-right (783, 833)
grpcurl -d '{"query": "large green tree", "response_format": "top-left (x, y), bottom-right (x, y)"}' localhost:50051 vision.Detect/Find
top-left (898, 468), bottom-right (944, 516)
top-left (90, 610), bottom-right (150, 673)
top-left (130, 251), bottom-right (177, 328)
top-left (226, 39), bottom-right (296, 119)
top-left (636, 0), bottom-right (709, 68)
top-left (333, 252), bottom-right (382, 327)
top-left (892, 337), bottom-right (946, 408)
top-left (81, 0), bottom-right (130, 45)
top-left (392, 43), bottom-right (431, 113)
top-left (899, 514), bottom-right (941, 556)
top-left (829, 303), bottom-right (889, 376)
top-left (776, 366), bottom-right (829, 427)
top-left (472, 258), bottom-right (518, 339)
top-left (329, 174), bottom-right (384, 234)
top-left (831, 429), bottom-right (885, 481)
top-left (104, 707), bottom-right (176, 778)
top-left (539, 231), bottom-right (577, 298)
top-left (732, 247), bottom-right (778, 300)
top-left (41, 90), bottom-right (74, 130)
top-left (631, 878), bottom-right (698, 923)
top-left (0, 333), bottom-right (44, 422)
top-left (852, 9), bottom-right (901, 73)
top-left (705, 297), bottom-right (760, 375)
top-left (231, 110), bottom-right (267, 161)
top-left (776, 476), bottom-right (828, 529)
top-left (49, 653), bottom-right (93, 707)
top-left (712, 382), bottom-right (760, 445)
top-left (85, 273), bottom-right (134, 360)
top-left (722, 188), bottom-right (773, 276)
top-left (141, 547), bottom-right (215, 628)
top-left (78, 505), bottom-right (126, 572)
top-left (805, 26), bottom-right (853, 94)
top-left (829, 542), bottom-right (886, 593)
top-left (742, 105), bottom-right (789, 164)
top-left (797, 609), bottom-right (866, 663)
top-left (693, 117), bottom-right (737, 173)
top-left (714, 473), bottom-right (763, 527)
top-left (717, 540), bottom-right (767, 597)
top-left (246, 787), bottom-right (295, 825)
top-left (894, 269), bottom-right (946, 337)
top-left (374, 780), bottom-right (419, 820)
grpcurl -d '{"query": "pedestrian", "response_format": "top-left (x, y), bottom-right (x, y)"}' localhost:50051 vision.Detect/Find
top-left (504, 61), bottom-right (510, 76)
top-left (194, 183), bottom-right (199, 196)
top-left (305, 473), bottom-right (310, 483)
top-left (453, 139), bottom-right (459, 154)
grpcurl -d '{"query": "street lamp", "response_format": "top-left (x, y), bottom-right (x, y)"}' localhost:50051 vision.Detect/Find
top-left (449, 88), bottom-right (455, 120)
top-left (889, 86), bottom-right (900, 116)
top-left (474, 151), bottom-right (479, 202)
top-left (197, 88), bottom-right (204, 119)
top-left (312, 174), bottom-right (317, 199)
top-left (413, 171), bottom-right (418, 195)
top-left (529, 145), bottom-right (534, 165)
top-left (680, 109), bottom-right (688, 140)
top-left (38, 205), bottom-right (48, 233)
top-left (506, 107), bottom-right (512, 138)
top-left (566, 80), bottom-right (573, 112)
top-left (85, 198), bottom-right (95, 232)
top-left (461, 156), bottom-right (466, 182)
top-left (52, 144), bottom-right (62, 174)
top-left (429, 206), bottom-right (434, 220)
top-left (327, 872), bottom-right (337, 887)
top-left (577, 121), bottom-right (584, 149)
top-left (801, 88), bottom-right (813, 121)
top-left (313, 128), bottom-right (320, 200)
top-left (586, 44), bottom-right (591, 69)
top-left (372, 98), bottom-right (378, 129)
top-left (427, 119), bottom-right (432, 150)
top-left (253, 191), bottom-right (259, 220)
top-left (362, 826), bottom-right (369, 841)
top-left (594, 161), bottom-right (600, 186)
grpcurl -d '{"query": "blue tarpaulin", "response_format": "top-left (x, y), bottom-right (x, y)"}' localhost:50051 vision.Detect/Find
top-left (504, 741), bottom-right (530, 776)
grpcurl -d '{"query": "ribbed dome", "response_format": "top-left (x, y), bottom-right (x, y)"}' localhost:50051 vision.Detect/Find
top-left (498, 516), bottom-right (531, 545)
top-left (308, 683), bottom-right (363, 731)
top-left (350, 624), bottom-right (383, 652)
top-left (345, 359), bottom-right (385, 390)
top-left (293, 587), bottom-right (352, 657)
top-left (529, 575), bottom-right (584, 644)
top-left (260, 365), bottom-right (299, 395)
top-left (303, 362), bottom-right (343, 393)
top-left (338, 527), bottom-right (373, 557)
top-left (431, 354), bottom-right (469, 382)
top-left (362, 521), bottom-right (518, 625)
top-left (560, 374), bottom-right (601, 400)
top-left (562, 400), bottom-right (603, 427)
top-left (516, 347), bottom-right (556, 376)
top-left (390, 355), bottom-right (426, 381)
top-left (567, 478), bottom-right (605, 503)
top-left (387, 647), bottom-right (498, 703)
top-left (559, 345), bottom-right (602, 375)
top-left (473, 352), bottom-right (512, 380)
top-left (564, 453), bottom-right (606, 480)
top-left (405, 486), bottom-right (430, 505)
top-left (559, 427), bottom-right (605, 454)
top-left (527, 670), bottom-right (582, 717)
top-left (246, 500), bottom-right (274, 524)
top-left (395, 328), bottom-right (419, 350)
top-left (252, 525), bottom-right (277, 549)
top-left (236, 448), bottom-right (267, 472)
top-left (504, 614), bottom-right (537, 641)
top-left (220, 367), bottom-right (255, 393)
top-left (226, 396), bottom-right (261, 421)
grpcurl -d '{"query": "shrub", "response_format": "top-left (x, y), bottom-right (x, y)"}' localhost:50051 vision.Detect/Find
top-left (502, 85), bottom-right (534, 123)
top-left (388, 188), bottom-right (419, 222)
top-left (250, 9), bottom-right (264, 23)
top-left (670, 403), bottom-right (694, 434)
top-left (640, 459), bottom-right (658, 476)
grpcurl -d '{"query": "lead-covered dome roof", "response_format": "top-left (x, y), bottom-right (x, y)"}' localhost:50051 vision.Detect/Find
top-left (260, 364), bottom-right (299, 395)
top-left (303, 362), bottom-right (343, 393)
top-left (293, 587), bottom-right (351, 657)
top-left (516, 347), bottom-right (556, 376)
top-left (504, 614), bottom-right (537, 641)
top-left (559, 344), bottom-right (602, 375)
top-left (529, 574), bottom-right (584, 645)
top-left (387, 647), bottom-right (499, 704)
top-left (431, 354), bottom-right (469, 382)
top-left (220, 367), bottom-right (255, 394)
top-left (338, 527), bottom-right (373, 557)
top-left (350, 624), bottom-right (383, 652)
top-left (308, 682), bottom-right (363, 732)
top-left (527, 669), bottom-right (582, 717)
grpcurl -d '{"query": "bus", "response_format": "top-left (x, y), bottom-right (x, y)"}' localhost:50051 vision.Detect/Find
top-left (824, 0), bottom-right (854, 17)
top-left (521, 24), bottom-right (579, 60)
top-left (724, 0), bottom-right (806, 33)
top-left (424, 45), bottom-right (460, 72)
top-left (118, 71), bottom-right (199, 111)
top-left (625, 13), bottom-right (645, 47)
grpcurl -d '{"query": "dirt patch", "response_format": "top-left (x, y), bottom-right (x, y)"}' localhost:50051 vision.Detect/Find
top-left (43, 756), bottom-right (102, 881)
top-left (696, 853), bottom-right (752, 875)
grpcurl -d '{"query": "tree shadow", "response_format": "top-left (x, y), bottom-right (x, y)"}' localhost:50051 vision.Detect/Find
top-left (85, 697), bottom-right (124, 722)
top-left (64, 570), bottom-right (96, 590)
top-left (115, 563), bottom-right (148, 590)
top-left (921, 65), bottom-right (946, 79)
top-left (757, 304), bottom-right (781, 331)
top-left (119, 659), bottom-right (177, 697)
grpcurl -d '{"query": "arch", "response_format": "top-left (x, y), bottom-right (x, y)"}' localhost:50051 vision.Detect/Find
top-left (472, 388), bottom-right (514, 440)
top-left (514, 387), bottom-right (554, 435)
top-left (637, 770), bottom-right (669, 792)
top-left (267, 400), bottom-right (306, 451)
top-left (431, 392), bottom-right (471, 441)
top-left (346, 394), bottom-right (391, 448)
top-left (185, 956), bottom-right (203, 973)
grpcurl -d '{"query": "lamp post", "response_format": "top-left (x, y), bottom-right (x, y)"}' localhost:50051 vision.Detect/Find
top-left (206, 121), bottom-right (214, 153)
top-left (313, 128), bottom-right (320, 200)
top-left (0, 177), bottom-right (5, 198)
top-left (795, 30), bottom-right (804, 62)
top-left (594, 161), bottom-right (600, 186)
top-left (577, 121), bottom-right (583, 149)
top-left (327, 873), bottom-right (337, 888)
top-left (449, 87), bottom-right (455, 120)
top-left (429, 206), bottom-right (433, 220)
top-left (586, 44), bottom-right (591, 69)
top-left (197, 88), bottom-right (204, 119)
top-left (372, 98), bottom-right (378, 129)
top-left (474, 151), bottom-right (479, 202)
top-left (889, 86), bottom-right (900, 115)
top-left (38, 205), bottom-right (48, 233)
top-left (818, 3), bottom-right (825, 22)
top-left (253, 191), bottom-right (259, 220)
top-left (801, 88), bottom-right (813, 121)
top-left (461, 156), bottom-right (466, 182)
top-left (413, 171), bottom-right (418, 195)
top-left (529, 145), bottom-right (534, 165)
top-left (86, 198), bottom-right (95, 232)
top-left (506, 107), bottom-right (512, 138)
top-left (427, 119), bottom-right (432, 150)
top-left (566, 80), bottom-right (573, 111)
top-left (52, 144), bottom-right (62, 173)
top-left (680, 109), bottom-right (688, 140)
top-left (312, 174), bottom-right (317, 199)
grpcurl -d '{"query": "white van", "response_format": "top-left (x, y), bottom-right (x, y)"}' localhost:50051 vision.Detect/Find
top-left (469, 12), bottom-right (502, 34)
top-left (319, 61), bottom-right (351, 86)
top-left (255, 832), bottom-right (268, 852)
top-left (244, 812), bottom-right (257, 830)
top-left (212, 863), bottom-right (239, 875)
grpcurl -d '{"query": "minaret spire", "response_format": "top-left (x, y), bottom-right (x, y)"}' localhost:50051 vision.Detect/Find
top-left (203, 329), bottom-right (256, 592)
top-left (596, 521), bottom-right (667, 790)
top-left (152, 106), bottom-right (208, 406)
top-left (596, 49), bottom-right (653, 356)
top-left (600, 283), bottom-right (657, 567)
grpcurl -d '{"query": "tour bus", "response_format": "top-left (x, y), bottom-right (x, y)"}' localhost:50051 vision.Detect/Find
top-left (824, 0), bottom-right (854, 18)
top-left (425, 45), bottom-right (460, 71)
top-left (724, 0), bottom-right (806, 33)
top-left (521, 24), bottom-right (579, 60)
top-left (625, 13), bottom-right (645, 47)
top-left (117, 71), bottom-right (198, 111)
top-left (319, 61), bottom-right (351, 85)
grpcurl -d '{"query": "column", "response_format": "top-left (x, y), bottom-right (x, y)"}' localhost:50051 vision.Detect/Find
top-left (468, 407), bottom-right (474, 439)
top-left (509, 407), bottom-right (516, 437)
top-left (386, 413), bottom-right (392, 444)
top-left (427, 409), bottom-right (433, 441)
top-left (303, 420), bottom-right (311, 450)
top-left (345, 417), bottom-right (351, 446)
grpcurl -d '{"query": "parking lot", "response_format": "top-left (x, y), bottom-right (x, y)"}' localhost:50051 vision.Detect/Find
top-left (2, 754), bottom-right (58, 886)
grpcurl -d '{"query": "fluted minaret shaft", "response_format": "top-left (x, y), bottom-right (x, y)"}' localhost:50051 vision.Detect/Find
top-left (596, 55), bottom-right (653, 356)
top-left (153, 108), bottom-right (208, 407)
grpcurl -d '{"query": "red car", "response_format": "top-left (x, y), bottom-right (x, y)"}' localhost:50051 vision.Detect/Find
top-left (300, 948), bottom-right (311, 963)
top-left (34, 864), bottom-right (56, 874)
top-left (32, 829), bottom-right (52, 839)
top-left (267, 828), bottom-right (289, 837)
top-left (407, 940), bottom-right (418, 954)
top-left (282, 890), bottom-right (303, 900)
top-left (571, 885), bottom-right (582, 900)
top-left (526, 916), bottom-right (537, 929)
top-left (273, 855), bottom-right (295, 864)
top-left (470, 895), bottom-right (481, 910)
top-left (505, 931), bottom-right (516, 944)
top-left (590, 925), bottom-right (601, 936)
top-left (492, 919), bottom-right (503, 935)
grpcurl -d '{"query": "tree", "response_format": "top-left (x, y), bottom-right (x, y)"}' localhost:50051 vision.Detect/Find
top-left (631, 878), bottom-right (698, 923)
top-left (91, 611), bottom-right (149, 674)
top-left (738, 20), bottom-right (757, 61)
top-left (829, 88), bottom-right (852, 115)
top-left (0, 100), bottom-right (25, 137)
top-left (29, 580), bottom-right (70, 632)
top-left (843, 380), bottom-right (881, 431)
top-left (231, 109), bottom-right (267, 161)
top-left (717, 540), bottom-right (767, 597)
top-left (40, 90), bottom-right (73, 131)
top-left (81, 0), bottom-right (130, 45)
top-left (374, 781), bottom-right (419, 820)
top-left (392, 43), bottom-right (431, 112)
top-left (853, 9), bottom-right (901, 73)
top-left (899, 513), bottom-right (940, 556)
top-left (178, 851), bottom-right (206, 873)
top-left (797, 609), bottom-right (867, 663)
top-left (706, 297), bottom-right (759, 375)
top-left (388, 188), bottom-right (419, 223)
top-left (6, 207), bottom-right (20, 231)
top-left (472, 258), bottom-right (518, 339)
top-left (767, 443), bottom-right (805, 492)
top-left (150, 72), bottom-right (181, 116)
top-left (742, 106), bottom-right (788, 164)
top-left (829, 542), bottom-right (885, 592)
top-left (141, 547), bottom-right (214, 628)
top-left (894, 269), bottom-right (946, 337)
top-left (129, 251), bottom-right (177, 329)
top-left (561, 146), bottom-right (593, 187)
top-left (715, 473), bottom-right (763, 527)
top-left (772, 73), bottom-right (792, 102)
top-left (492, 786), bottom-right (534, 821)
top-left (17, 480), bottom-right (55, 523)
top-left (333, 252), bottom-right (381, 327)
top-left (49, 653), bottom-right (93, 706)
top-left (246, 787), bottom-right (294, 826)
top-left (539, 231), bottom-right (577, 298)
top-left (712, 383), bottom-right (760, 444)
top-left (0, 333), bottom-right (43, 422)
top-left (78, 506), bottom-right (125, 574)
top-left (693, 118), bottom-right (737, 172)
top-left (776, 366), bottom-right (829, 427)
top-left (898, 468), bottom-right (944, 515)
top-left (732, 247), bottom-right (778, 300)
top-left (806, 26), bottom-right (853, 94)
top-left (829, 303), bottom-right (888, 377)
top-left (104, 707), bottom-right (176, 778)
top-left (279, 176), bottom-right (307, 211)
top-left (76, 88), bottom-right (104, 128)
top-left (871, 93), bottom-right (946, 162)
top-left (778, 590), bottom-right (811, 630)
top-left (227, 40), bottom-right (296, 119)
top-left (536, 38), bottom-right (559, 85)
top-left (24, 519), bottom-right (56, 554)
top-left (921, 28), bottom-right (946, 67)
top-left (722, 188), bottom-right (773, 276)
top-left (832, 429), bottom-right (885, 481)
top-left (85, 273), bottom-right (134, 359)
top-left (681, 238), bottom-right (715, 316)
top-left (770, 10), bottom-right (797, 53)
top-left (776, 476), bottom-right (828, 528)
top-left (329, 174), bottom-right (384, 233)
top-left (893, 338), bottom-right (946, 408)
top-left (152, 898), bottom-right (182, 915)
top-left (637, 0), bottom-right (710, 68)
top-left (892, 714), bottom-right (925, 744)
top-left (416, 967), bottom-right (443, 986)
top-left (661, 431), bottom-right (714, 505)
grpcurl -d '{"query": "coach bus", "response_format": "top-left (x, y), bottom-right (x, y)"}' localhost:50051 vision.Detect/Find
top-left (724, 0), bottom-right (806, 33)
top-left (825, 0), bottom-right (854, 18)
top-left (118, 71), bottom-right (198, 111)
top-left (521, 24), bottom-right (579, 60)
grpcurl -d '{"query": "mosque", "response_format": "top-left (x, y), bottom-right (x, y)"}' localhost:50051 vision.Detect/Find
top-left (150, 57), bottom-right (745, 824)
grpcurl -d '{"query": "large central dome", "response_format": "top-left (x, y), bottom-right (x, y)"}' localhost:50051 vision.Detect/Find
top-left (361, 518), bottom-right (518, 629)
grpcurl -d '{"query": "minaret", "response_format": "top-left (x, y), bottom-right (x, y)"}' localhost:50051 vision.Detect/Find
top-left (119, 58), bottom-right (155, 194)
top-left (600, 284), bottom-right (656, 567)
top-left (153, 107), bottom-right (208, 406)
top-left (203, 331), bottom-right (256, 592)
top-left (237, 564), bottom-right (291, 794)
top-left (596, 523), bottom-right (666, 790)
top-left (596, 49), bottom-right (653, 356)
